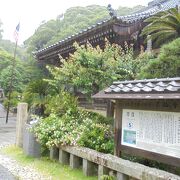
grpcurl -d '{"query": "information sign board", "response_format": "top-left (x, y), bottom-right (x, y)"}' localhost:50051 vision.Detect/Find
top-left (122, 109), bottom-right (180, 158)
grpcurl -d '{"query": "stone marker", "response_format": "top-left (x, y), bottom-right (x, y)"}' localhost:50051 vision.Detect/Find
top-left (23, 124), bottom-right (41, 158)
top-left (16, 103), bottom-right (28, 147)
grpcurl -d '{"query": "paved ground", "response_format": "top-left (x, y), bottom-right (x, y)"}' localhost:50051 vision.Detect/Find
top-left (0, 103), bottom-right (17, 180)
top-left (0, 165), bottom-right (16, 180)
top-left (0, 104), bottom-right (50, 179)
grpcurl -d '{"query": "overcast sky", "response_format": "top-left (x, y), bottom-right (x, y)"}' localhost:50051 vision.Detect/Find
top-left (0, 0), bottom-right (150, 44)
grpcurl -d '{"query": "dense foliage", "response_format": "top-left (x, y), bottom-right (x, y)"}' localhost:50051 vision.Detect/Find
top-left (0, 4), bottom-right (144, 111)
top-left (31, 37), bottom-right (180, 156)
top-left (0, 40), bottom-right (27, 60)
top-left (1, 4), bottom-right (179, 169)
top-left (32, 91), bottom-right (114, 154)
top-left (30, 40), bottom-right (153, 154)
top-left (23, 79), bottom-right (49, 115)
top-left (47, 41), bottom-right (144, 98)
top-left (138, 38), bottom-right (180, 78)
top-left (0, 48), bottom-right (43, 92)
top-left (0, 48), bottom-right (25, 94)
top-left (141, 8), bottom-right (180, 46)
top-left (0, 46), bottom-right (44, 109)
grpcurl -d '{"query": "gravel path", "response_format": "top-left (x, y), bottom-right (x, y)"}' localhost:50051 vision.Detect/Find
top-left (0, 105), bottom-right (52, 180)
top-left (0, 150), bottom-right (52, 180)
top-left (0, 164), bottom-right (16, 180)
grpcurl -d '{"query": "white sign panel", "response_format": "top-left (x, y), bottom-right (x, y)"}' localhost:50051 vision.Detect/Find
top-left (122, 109), bottom-right (180, 158)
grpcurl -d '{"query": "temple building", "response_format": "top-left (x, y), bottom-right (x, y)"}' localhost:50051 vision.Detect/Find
top-left (35, 0), bottom-right (179, 66)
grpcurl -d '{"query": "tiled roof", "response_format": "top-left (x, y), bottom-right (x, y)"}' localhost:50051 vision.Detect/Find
top-left (118, 0), bottom-right (179, 23)
top-left (35, 0), bottom-right (179, 55)
top-left (93, 77), bottom-right (180, 100)
top-left (105, 77), bottom-right (180, 94)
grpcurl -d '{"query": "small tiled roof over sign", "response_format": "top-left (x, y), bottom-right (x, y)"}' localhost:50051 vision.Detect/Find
top-left (93, 77), bottom-right (180, 100)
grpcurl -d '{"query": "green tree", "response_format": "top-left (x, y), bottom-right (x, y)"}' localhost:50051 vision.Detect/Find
top-left (47, 41), bottom-right (138, 98)
top-left (24, 20), bottom-right (57, 53)
top-left (22, 56), bottom-right (44, 83)
top-left (141, 8), bottom-right (180, 46)
top-left (138, 38), bottom-right (180, 79)
top-left (0, 48), bottom-right (12, 71)
top-left (0, 39), bottom-right (27, 60)
top-left (0, 65), bottom-right (24, 94)
top-left (0, 48), bottom-right (26, 94)
top-left (23, 79), bottom-right (50, 116)
top-left (0, 48), bottom-right (41, 94)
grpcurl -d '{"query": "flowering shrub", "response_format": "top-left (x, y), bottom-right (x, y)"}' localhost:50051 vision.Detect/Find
top-left (78, 121), bottom-right (114, 154)
top-left (32, 108), bottom-right (114, 154)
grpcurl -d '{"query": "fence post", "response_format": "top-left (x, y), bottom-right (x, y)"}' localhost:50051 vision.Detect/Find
top-left (16, 103), bottom-right (28, 147)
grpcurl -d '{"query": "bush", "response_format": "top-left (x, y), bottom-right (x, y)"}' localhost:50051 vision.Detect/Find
top-left (78, 122), bottom-right (114, 154)
top-left (138, 38), bottom-right (180, 78)
top-left (45, 91), bottom-right (79, 116)
top-left (32, 108), bottom-right (114, 154)
top-left (3, 91), bottom-right (21, 110)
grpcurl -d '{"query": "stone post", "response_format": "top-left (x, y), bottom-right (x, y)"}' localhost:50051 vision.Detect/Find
top-left (23, 124), bottom-right (41, 158)
top-left (16, 103), bottom-right (28, 147)
top-left (83, 159), bottom-right (98, 176)
top-left (70, 154), bottom-right (82, 169)
top-left (59, 149), bottom-right (70, 165)
top-left (98, 165), bottom-right (109, 180)
top-left (117, 172), bottom-right (129, 180)
top-left (50, 146), bottom-right (59, 160)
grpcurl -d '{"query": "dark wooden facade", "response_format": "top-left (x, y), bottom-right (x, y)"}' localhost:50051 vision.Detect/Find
top-left (35, 19), bottom-right (143, 67)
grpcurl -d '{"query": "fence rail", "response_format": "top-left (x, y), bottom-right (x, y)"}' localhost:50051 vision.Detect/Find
top-left (50, 146), bottom-right (180, 180)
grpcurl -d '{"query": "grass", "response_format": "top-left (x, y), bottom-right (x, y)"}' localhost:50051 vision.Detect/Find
top-left (0, 145), bottom-right (97, 180)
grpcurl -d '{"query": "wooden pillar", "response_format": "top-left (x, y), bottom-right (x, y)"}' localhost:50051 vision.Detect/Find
top-left (114, 100), bottom-right (122, 157)
top-left (106, 100), bottom-right (114, 118)
top-left (16, 103), bottom-right (28, 147)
